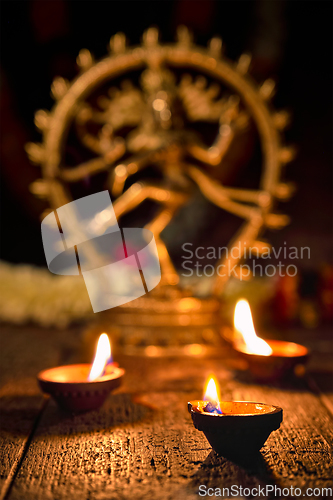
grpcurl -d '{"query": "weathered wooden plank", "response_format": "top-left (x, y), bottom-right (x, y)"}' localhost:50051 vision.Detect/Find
top-left (7, 353), bottom-right (333, 500)
top-left (307, 371), bottom-right (333, 421)
top-left (0, 325), bottom-right (82, 500)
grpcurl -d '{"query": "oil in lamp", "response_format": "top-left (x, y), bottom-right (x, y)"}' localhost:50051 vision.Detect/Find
top-left (188, 376), bottom-right (283, 458)
top-left (38, 334), bottom-right (124, 413)
top-left (233, 299), bottom-right (309, 381)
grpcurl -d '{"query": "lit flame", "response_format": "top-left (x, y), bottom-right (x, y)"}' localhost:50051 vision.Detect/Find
top-left (88, 333), bottom-right (111, 381)
top-left (234, 299), bottom-right (273, 356)
top-left (203, 375), bottom-right (222, 412)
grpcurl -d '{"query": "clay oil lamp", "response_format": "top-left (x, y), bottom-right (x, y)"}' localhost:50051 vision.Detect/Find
top-left (188, 376), bottom-right (283, 458)
top-left (37, 334), bottom-right (124, 413)
top-left (233, 299), bottom-right (309, 381)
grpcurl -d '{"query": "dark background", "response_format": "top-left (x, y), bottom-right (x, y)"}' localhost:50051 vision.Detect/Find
top-left (0, 0), bottom-right (332, 272)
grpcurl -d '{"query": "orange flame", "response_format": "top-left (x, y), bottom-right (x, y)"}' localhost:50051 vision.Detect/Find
top-left (234, 299), bottom-right (272, 356)
top-left (203, 375), bottom-right (222, 412)
top-left (88, 333), bottom-right (111, 381)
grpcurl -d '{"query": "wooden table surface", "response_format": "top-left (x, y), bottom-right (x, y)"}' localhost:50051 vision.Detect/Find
top-left (0, 324), bottom-right (332, 500)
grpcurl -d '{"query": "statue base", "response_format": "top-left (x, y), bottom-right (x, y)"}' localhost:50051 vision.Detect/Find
top-left (83, 285), bottom-right (223, 356)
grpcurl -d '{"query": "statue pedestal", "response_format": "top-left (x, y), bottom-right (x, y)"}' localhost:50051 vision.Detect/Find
top-left (83, 285), bottom-right (223, 356)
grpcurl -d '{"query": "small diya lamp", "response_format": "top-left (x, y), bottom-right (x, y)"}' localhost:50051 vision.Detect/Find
top-left (188, 376), bottom-right (282, 458)
top-left (38, 334), bottom-right (124, 412)
top-left (233, 299), bottom-right (309, 381)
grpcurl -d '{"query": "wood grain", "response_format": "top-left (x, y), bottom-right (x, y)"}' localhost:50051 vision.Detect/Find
top-left (4, 347), bottom-right (332, 500)
top-left (0, 325), bottom-right (82, 500)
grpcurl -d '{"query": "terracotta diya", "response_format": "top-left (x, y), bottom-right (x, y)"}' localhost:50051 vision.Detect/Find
top-left (188, 376), bottom-right (283, 458)
top-left (233, 300), bottom-right (309, 381)
top-left (38, 334), bottom-right (124, 412)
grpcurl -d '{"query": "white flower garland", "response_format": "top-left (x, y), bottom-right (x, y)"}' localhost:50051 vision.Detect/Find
top-left (0, 261), bottom-right (93, 328)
